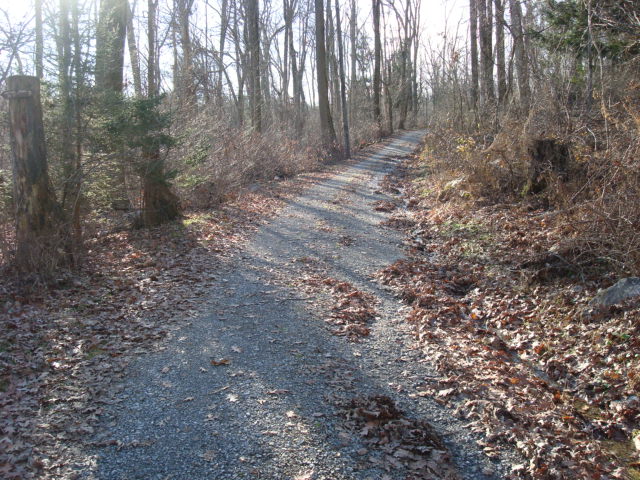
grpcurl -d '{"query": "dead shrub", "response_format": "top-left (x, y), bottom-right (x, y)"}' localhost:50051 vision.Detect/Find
top-left (419, 74), bottom-right (640, 274)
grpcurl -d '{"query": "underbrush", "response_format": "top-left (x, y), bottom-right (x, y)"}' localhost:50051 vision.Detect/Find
top-left (170, 109), bottom-right (381, 209)
top-left (422, 82), bottom-right (640, 276)
top-left (382, 142), bottom-right (640, 478)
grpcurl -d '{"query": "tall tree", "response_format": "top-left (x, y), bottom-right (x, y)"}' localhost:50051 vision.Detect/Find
top-left (469, 0), bottom-right (479, 113)
top-left (95, 0), bottom-right (127, 92)
top-left (141, 0), bottom-right (181, 226)
top-left (509, 0), bottom-right (530, 110)
top-left (372, 0), bottom-right (382, 128)
top-left (246, 0), bottom-right (262, 131)
top-left (478, 0), bottom-right (495, 106)
top-left (215, 0), bottom-right (229, 106)
top-left (349, 0), bottom-right (356, 89)
top-left (335, 0), bottom-right (350, 157)
top-left (326, 0), bottom-right (341, 126)
top-left (495, 0), bottom-right (507, 105)
top-left (315, 0), bottom-right (337, 145)
top-left (126, 0), bottom-right (142, 96)
top-left (35, 0), bottom-right (43, 79)
top-left (176, 0), bottom-right (197, 107)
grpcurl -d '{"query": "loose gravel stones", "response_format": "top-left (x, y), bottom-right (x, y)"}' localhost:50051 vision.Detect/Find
top-left (81, 131), bottom-right (515, 480)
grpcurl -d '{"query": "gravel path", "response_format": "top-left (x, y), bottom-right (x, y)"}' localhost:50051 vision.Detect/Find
top-left (82, 131), bottom-right (513, 480)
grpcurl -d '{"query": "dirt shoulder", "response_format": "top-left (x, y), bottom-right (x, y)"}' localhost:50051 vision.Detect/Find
top-left (375, 150), bottom-right (640, 479)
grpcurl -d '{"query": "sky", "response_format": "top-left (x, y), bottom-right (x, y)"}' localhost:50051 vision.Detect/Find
top-left (1, 0), bottom-right (467, 87)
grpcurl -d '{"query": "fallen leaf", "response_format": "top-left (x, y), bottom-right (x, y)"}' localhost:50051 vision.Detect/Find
top-left (267, 389), bottom-right (290, 395)
top-left (211, 358), bottom-right (230, 366)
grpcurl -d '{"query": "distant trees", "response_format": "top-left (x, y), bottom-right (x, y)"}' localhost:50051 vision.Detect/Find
top-left (0, 0), bottom-right (433, 274)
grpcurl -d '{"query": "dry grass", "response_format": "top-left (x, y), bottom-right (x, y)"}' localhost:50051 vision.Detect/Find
top-left (420, 78), bottom-right (640, 275)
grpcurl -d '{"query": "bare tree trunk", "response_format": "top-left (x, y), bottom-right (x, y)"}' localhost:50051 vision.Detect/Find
top-left (385, 60), bottom-right (393, 134)
top-left (372, 0), bottom-right (382, 128)
top-left (396, 0), bottom-right (411, 130)
top-left (335, 0), bottom-right (350, 158)
top-left (126, 0), bottom-right (142, 96)
top-left (217, 0), bottom-right (229, 107)
top-left (176, 0), bottom-right (197, 108)
top-left (95, 0), bottom-right (127, 92)
top-left (349, 0), bottom-right (357, 87)
top-left (4, 76), bottom-right (64, 272)
top-left (478, 0), bottom-right (495, 108)
top-left (508, 0), bottom-right (530, 111)
top-left (70, 0), bottom-right (84, 248)
top-left (260, 25), bottom-right (272, 126)
top-left (232, 1), bottom-right (245, 125)
top-left (495, 0), bottom-right (507, 106)
top-left (315, 0), bottom-right (337, 145)
top-left (283, 0), bottom-right (293, 110)
top-left (349, 0), bottom-right (357, 122)
top-left (411, 0), bottom-right (420, 123)
top-left (326, 0), bottom-right (341, 127)
top-left (35, 0), bottom-right (43, 79)
top-left (469, 0), bottom-right (479, 115)
top-left (289, 2), bottom-right (306, 135)
top-left (585, 0), bottom-right (593, 111)
top-left (54, 0), bottom-right (84, 253)
top-left (142, 0), bottom-right (181, 227)
top-left (246, 0), bottom-right (262, 132)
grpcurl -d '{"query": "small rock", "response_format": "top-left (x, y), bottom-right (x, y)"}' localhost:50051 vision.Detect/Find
top-left (590, 277), bottom-right (640, 307)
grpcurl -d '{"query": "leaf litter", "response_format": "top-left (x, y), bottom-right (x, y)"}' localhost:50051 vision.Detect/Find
top-left (373, 151), bottom-right (640, 479)
top-left (0, 171), bottom-right (336, 479)
top-left (339, 395), bottom-right (460, 479)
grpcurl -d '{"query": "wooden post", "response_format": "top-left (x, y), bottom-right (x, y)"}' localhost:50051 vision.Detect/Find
top-left (3, 75), bottom-right (62, 271)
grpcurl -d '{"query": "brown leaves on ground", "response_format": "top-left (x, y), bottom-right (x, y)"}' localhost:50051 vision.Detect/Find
top-left (373, 200), bottom-right (399, 212)
top-left (375, 154), bottom-right (640, 479)
top-left (303, 275), bottom-right (377, 340)
top-left (341, 395), bottom-right (460, 479)
top-left (0, 178), bottom-right (310, 479)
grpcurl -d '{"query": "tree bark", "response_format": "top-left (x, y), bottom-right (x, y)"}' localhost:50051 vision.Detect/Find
top-left (335, 0), bottom-right (350, 158)
top-left (4, 76), bottom-right (63, 272)
top-left (141, 0), bottom-right (181, 227)
top-left (372, 0), bottom-right (382, 128)
top-left (495, 0), bottom-right (507, 106)
top-left (35, 0), bottom-right (43, 79)
top-left (478, 0), bottom-right (494, 108)
top-left (349, 0), bottom-right (357, 87)
top-left (246, 0), bottom-right (262, 132)
top-left (326, 0), bottom-right (341, 126)
top-left (176, 0), bottom-right (197, 108)
top-left (95, 0), bottom-right (127, 93)
top-left (509, 0), bottom-right (530, 110)
top-left (126, 0), bottom-right (142, 96)
top-left (469, 0), bottom-right (479, 114)
top-left (315, 0), bottom-right (337, 145)
top-left (216, 0), bottom-right (229, 106)
top-left (70, 0), bottom-right (84, 247)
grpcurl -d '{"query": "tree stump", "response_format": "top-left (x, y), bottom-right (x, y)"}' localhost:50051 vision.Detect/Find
top-left (526, 137), bottom-right (570, 194)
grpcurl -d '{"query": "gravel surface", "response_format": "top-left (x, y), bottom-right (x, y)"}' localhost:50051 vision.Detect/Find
top-left (81, 131), bottom-right (514, 479)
